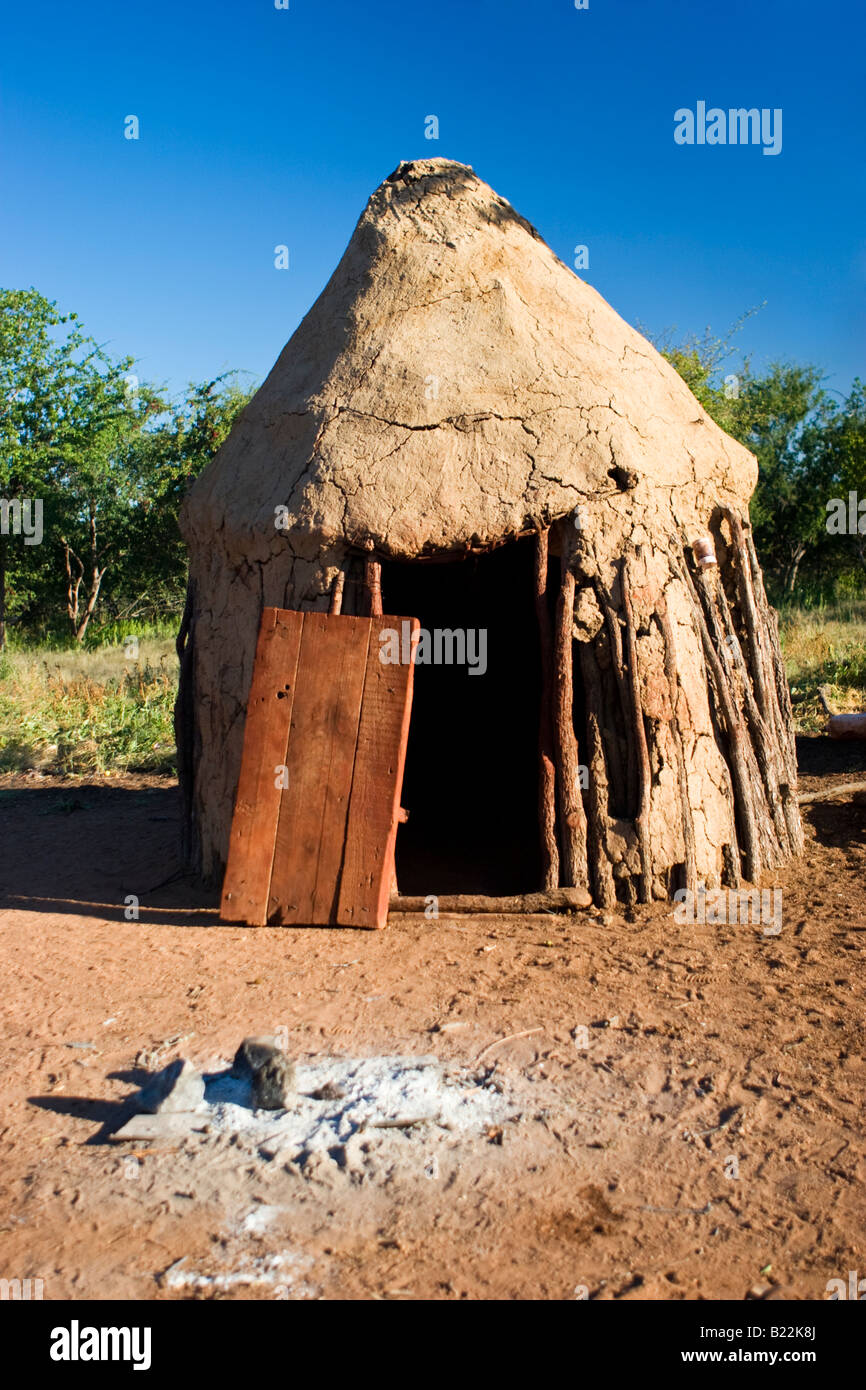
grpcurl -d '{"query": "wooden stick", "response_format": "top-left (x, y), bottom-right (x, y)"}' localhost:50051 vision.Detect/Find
top-left (677, 553), bottom-right (761, 882)
top-left (595, 579), bottom-right (637, 815)
top-left (798, 780), bottom-right (866, 804)
top-left (817, 686), bottom-right (836, 717)
top-left (708, 568), bottom-right (791, 860)
top-left (725, 511), bottom-right (802, 857)
top-left (364, 558), bottom-right (383, 617)
top-left (389, 888), bottom-right (592, 913)
top-left (742, 523), bottom-right (802, 805)
top-left (724, 510), bottom-right (773, 724)
top-left (552, 525), bottom-right (588, 888)
top-left (475, 1028), bottom-right (544, 1065)
top-left (739, 522), bottom-right (800, 789)
top-left (329, 569), bottom-right (345, 615)
top-left (620, 561), bottom-right (653, 902)
top-left (577, 641), bottom-right (617, 907)
top-left (533, 529), bottom-right (559, 890)
top-left (656, 596), bottom-right (697, 896)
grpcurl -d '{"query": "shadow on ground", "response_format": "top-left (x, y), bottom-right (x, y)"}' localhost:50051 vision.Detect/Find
top-left (3, 748), bottom-right (866, 923)
top-left (0, 778), bottom-right (220, 926)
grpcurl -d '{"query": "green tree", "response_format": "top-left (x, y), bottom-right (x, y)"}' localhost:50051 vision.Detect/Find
top-left (655, 317), bottom-right (846, 599)
top-left (1, 288), bottom-right (253, 642)
top-left (0, 288), bottom-right (158, 643)
top-left (800, 380), bottom-right (866, 590)
top-left (103, 375), bottom-right (252, 626)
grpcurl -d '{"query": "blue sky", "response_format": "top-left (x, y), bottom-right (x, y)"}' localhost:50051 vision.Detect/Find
top-left (1, 0), bottom-right (863, 399)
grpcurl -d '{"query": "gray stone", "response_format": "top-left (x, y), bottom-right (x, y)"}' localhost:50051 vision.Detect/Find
top-left (114, 1113), bottom-right (203, 1141)
top-left (231, 1035), bottom-right (282, 1079)
top-left (136, 1058), bottom-right (205, 1114)
top-left (252, 1054), bottom-right (296, 1110)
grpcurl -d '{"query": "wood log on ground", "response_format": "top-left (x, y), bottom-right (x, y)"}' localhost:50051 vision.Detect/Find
top-left (797, 780), bottom-right (866, 804)
top-left (389, 888), bottom-right (592, 914)
top-left (826, 714), bottom-right (866, 740)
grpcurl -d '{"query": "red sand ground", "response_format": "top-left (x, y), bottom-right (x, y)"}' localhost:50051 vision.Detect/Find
top-left (0, 738), bottom-right (863, 1301)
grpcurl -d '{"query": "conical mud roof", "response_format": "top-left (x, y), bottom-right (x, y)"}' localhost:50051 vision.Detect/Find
top-left (182, 158), bottom-right (756, 559)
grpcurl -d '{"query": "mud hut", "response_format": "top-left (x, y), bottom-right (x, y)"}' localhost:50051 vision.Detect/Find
top-left (177, 157), bottom-right (802, 909)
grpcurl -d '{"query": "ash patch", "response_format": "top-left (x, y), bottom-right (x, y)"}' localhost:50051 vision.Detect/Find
top-left (162, 1248), bottom-right (316, 1297)
top-left (202, 1054), bottom-right (514, 1163)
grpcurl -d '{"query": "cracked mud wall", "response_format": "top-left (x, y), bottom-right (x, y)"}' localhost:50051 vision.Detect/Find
top-left (177, 158), bottom-right (800, 898)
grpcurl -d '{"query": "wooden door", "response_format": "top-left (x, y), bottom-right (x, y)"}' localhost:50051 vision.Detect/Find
top-left (220, 607), bottom-right (417, 929)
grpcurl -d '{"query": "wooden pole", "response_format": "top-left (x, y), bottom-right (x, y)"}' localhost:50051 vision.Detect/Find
top-left (676, 553), bottom-right (761, 882)
top-left (620, 561), bottom-right (653, 902)
top-left (329, 569), bottom-right (345, 615)
top-left (578, 640), bottom-right (617, 908)
top-left (656, 596), bottom-right (698, 897)
top-left (533, 529), bottom-right (559, 890)
top-left (364, 558), bottom-right (383, 616)
top-left (552, 524), bottom-right (588, 889)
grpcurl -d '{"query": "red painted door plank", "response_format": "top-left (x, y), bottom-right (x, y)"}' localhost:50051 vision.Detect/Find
top-left (336, 617), bottom-right (418, 929)
top-left (267, 613), bottom-right (371, 925)
top-left (220, 607), bottom-right (304, 925)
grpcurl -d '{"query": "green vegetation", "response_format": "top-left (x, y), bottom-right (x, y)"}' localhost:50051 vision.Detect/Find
top-left (779, 600), bottom-right (866, 732)
top-left (656, 313), bottom-right (866, 605)
top-left (0, 288), bottom-right (252, 647)
top-left (0, 636), bottom-right (177, 775)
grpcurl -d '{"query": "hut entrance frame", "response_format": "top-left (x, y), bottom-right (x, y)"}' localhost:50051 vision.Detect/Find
top-left (382, 536), bottom-right (546, 897)
top-left (213, 506), bottom-right (803, 924)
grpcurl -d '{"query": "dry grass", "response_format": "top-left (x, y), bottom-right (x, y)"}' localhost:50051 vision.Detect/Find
top-left (0, 638), bottom-right (178, 775)
top-left (779, 600), bottom-right (866, 732)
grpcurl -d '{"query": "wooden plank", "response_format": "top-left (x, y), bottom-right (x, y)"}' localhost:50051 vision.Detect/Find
top-left (220, 608), bottom-right (303, 925)
top-left (337, 616), bottom-right (419, 929)
top-left (267, 613), bottom-right (371, 925)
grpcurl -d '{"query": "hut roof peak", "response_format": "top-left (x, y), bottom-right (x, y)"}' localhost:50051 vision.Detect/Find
top-left (182, 160), bottom-right (756, 560)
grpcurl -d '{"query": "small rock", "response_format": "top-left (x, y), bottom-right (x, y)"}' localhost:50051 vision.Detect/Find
top-left (114, 1113), bottom-right (202, 1141)
top-left (231, 1035), bottom-right (283, 1078)
top-left (253, 1054), bottom-right (296, 1110)
top-left (136, 1058), bottom-right (204, 1114)
top-left (745, 1282), bottom-right (780, 1301)
top-left (308, 1081), bottom-right (346, 1101)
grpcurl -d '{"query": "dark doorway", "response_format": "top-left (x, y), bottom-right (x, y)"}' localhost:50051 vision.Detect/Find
top-left (382, 538), bottom-right (542, 894)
